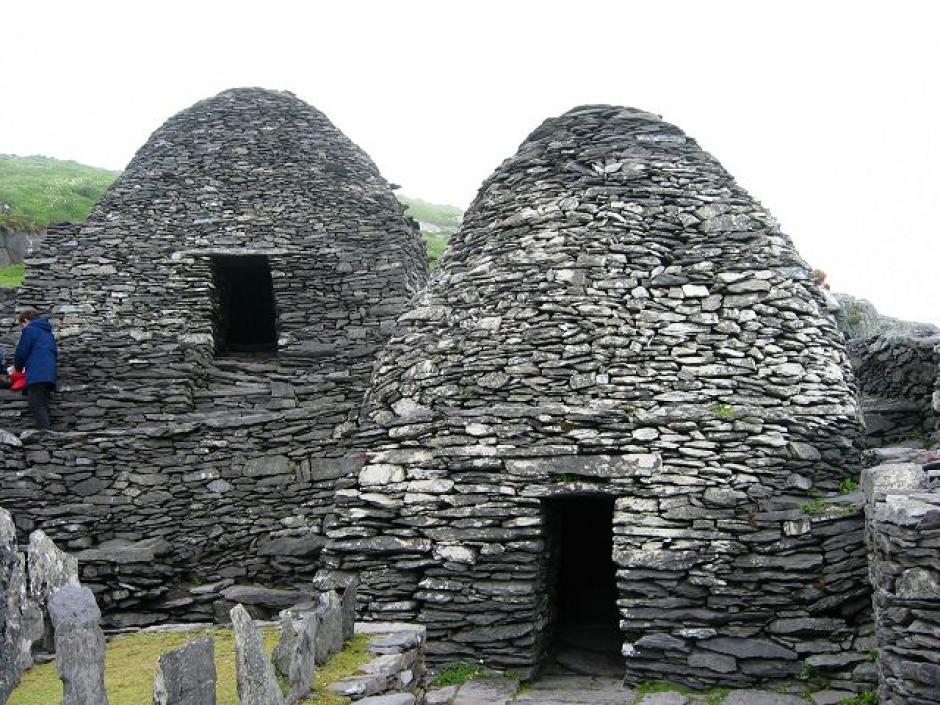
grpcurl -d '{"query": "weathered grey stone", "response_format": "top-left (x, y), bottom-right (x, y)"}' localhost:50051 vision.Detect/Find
top-left (341, 579), bottom-right (358, 642)
top-left (355, 695), bottom-right (415, 705)
top-left (152, 637), bottom-right (217, 705)
top-left (1, 507), bottom-right (31, 704)
top-left (315, 590), bottom-right (344, 665)
top-left (452, 677), bottom-right (519, 705)
top-left (425, 685), bottom-right (459, 705)
top-left (273, 610), bottom-right (318, 705)
top-left (48, 584), bottom-right (108, 705)
top-left (699, 637), bottom-right (797, 660)
top-left (722, 691), bottom-right (807, 705)
top-left (230, 604), bottom-right (285, 705)
top-left (687, 651), bottom-right (736, 673)
top-left (638, 692), bottom-right (688, 705)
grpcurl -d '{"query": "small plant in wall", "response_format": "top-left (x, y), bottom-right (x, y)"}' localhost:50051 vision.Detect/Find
top-left (840, 477), bottom-right (859, 493)
top-left (711, 403), bottom-right (736, 420)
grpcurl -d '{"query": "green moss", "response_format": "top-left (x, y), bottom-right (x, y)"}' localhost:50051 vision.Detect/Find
top-left (633, 683), bottom-right (728, 705)
top-left (801, 498), bottom-right (829, 515)
top-left (711, 404), bottom-right (736, 420)
top-left (840, 691), bottom-right (877, 705)
top-left (435, 662), bottom-right (482, 687)
top-left (840, 477), bottom-right (859, 493)
top-left (636, 682), bottom-right (691, 695)
top-left (10, 628), bottom-right (370, 705)
top-left (0, 264), bottom-right (25, 288)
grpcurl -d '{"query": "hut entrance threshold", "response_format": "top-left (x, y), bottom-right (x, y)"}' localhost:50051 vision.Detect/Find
top-left (544, 494), bottom-right (623, 676)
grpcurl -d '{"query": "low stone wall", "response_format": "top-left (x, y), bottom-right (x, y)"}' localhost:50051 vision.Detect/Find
top-left (0, 412), bottom-right (359, 628)
top-left (849, 332), bottom-right (940, 446)
top-left (862, 461), bottom-right (940, 704)
top-left (327, 450), bottom-right (874, 687)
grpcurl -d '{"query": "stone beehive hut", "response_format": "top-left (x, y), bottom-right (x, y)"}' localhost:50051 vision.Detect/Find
top-left (325, 106), bottom-right (868, 685)
top-left (2, 88), bottom-right (427, 626)
top-left (17, 87), bottom-right (427, 429)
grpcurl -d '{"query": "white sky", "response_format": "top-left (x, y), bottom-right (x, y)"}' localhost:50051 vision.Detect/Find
top-left (3, 0), bottom-right (938, 325)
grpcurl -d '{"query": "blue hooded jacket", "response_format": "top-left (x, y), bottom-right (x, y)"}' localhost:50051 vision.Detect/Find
top-left (14, 317), bottom-right (58, 387)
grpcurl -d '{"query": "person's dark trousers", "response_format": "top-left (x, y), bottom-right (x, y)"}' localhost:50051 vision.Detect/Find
top-left (27, 382), bottom-right (54, 430)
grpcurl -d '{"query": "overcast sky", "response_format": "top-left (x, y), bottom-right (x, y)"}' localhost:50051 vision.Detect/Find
top-left (3, 1), bottom-right (938, 324)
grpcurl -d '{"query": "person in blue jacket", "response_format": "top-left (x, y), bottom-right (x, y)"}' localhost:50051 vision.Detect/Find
top-left (14, 309), bottom-right (58, 430)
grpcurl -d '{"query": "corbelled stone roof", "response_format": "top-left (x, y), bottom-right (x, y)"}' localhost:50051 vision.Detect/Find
top-left (327, 105), bottom-right (866, 684)
top-left (363, 104), bottom-right (860, 476)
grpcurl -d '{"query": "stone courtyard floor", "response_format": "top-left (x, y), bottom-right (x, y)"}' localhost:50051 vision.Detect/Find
top-left (430, 673), bottom-right (861, 705)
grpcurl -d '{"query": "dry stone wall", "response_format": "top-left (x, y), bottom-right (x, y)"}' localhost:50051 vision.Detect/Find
top-left (849, 331), bottom-right (940, 447)
top-left (0, 413), bottom-right (362, 628)
top-left (862, 460), bottom-right (940, 704)
top-left (324, 105), bottom-right (865, 686)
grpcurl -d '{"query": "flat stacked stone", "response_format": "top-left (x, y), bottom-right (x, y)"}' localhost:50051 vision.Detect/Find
top-left (324, 105), bottom-right (865, 686)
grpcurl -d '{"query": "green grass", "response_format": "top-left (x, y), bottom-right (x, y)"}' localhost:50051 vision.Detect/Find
top-left (840, 691), bottom-right (877, 705)
top-left (398, 196), bottom-right (463, 229)
top-left (633, 682), bottom-right (730, 705)
top-left (398, 195), bottom-right (462, 270)
top-left (0, 155), bottom-right (118, 230)
top-left (9, 627), bottom-right (371, 705)
top-left (0, 264), bottom-right (25, 288)
top-left (435, 662), bottom-right (482, 687)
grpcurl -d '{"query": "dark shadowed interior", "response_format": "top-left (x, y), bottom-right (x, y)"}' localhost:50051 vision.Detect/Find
top-left (211, 255), bottom-right (277, 354)
top-left (543, 494), bottom-right (623, 676)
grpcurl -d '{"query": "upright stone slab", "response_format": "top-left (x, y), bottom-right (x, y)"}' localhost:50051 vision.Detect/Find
top-left (341, 579), bottom-right (358, 642)
top-left (273, 608), bottom-right (319, 704)
top-left (0, 507), bottom-right (27, 704)
top-left (152, 637), bottom-right (217, 705)
top-left (315, 590), bottom-right (344, 665)
top-left (230, 603), bottom-right (285, 705)
top-left (28, 529), bottom-right (79, 652)
top-left (48, 584), bottom-right (108, 705)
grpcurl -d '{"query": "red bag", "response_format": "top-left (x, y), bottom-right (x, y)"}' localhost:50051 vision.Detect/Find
top-left (9, 370), bottom-right (26, 392)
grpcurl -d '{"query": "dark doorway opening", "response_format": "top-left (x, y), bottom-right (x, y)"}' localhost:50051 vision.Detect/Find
top-left (543, 494), bottom-right (623, 676)
top-left (211, 255), bottom-right (277, 355)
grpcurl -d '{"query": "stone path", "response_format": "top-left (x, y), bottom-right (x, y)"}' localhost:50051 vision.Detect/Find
top-left (433, 675), bottom-right (859, 705)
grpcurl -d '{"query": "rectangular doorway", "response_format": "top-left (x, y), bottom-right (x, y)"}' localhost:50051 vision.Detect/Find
top-left (210, 255), bottom-right (278, 355)
top-left (543, 494), bottom-right (623, 676)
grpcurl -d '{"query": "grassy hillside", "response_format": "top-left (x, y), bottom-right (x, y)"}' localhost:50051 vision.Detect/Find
top-left (0, 155), bottom-right (118, 230)
top-left (0, 155), bottom-right (461, 287)
top-left (398, 195), bottom-right (461, 269)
